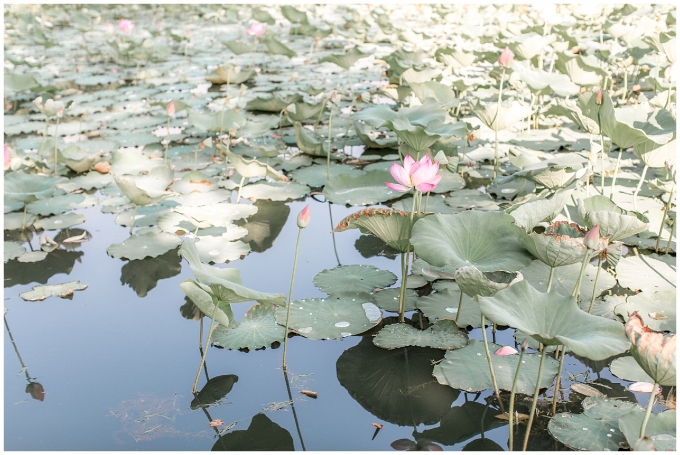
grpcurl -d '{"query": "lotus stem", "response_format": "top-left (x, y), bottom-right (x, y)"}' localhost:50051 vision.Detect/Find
top-left (597, 111), bottom-right (606, 195)
top-left (129, 204), bottom-right (139, 235)
top-left (655, 182), bottom-right (674, 253)
top-left (481, 315), bottom-right (505, 413)
top-left (522, 344), bottom-right (547, 451)
top-left (572, 251), bottom-right (591, 301)
top-left (328, 202), bottom-right (341, 266)
top-left (546, 266), bottom-right (555, 293)
top-left (397, 251), bottom-right (408, 323)
top-left (164, 115), bottom-right (170, 165)
top-left (622, 68), bottom-right (628, 102)
top-left (493, 68), bottom-right (506, 179)
top-left (326, 106), bottom-right (333, 180)
top-left (314, 98), bottom-right (327, 133)
top-left (609, 149), bottom-right (623, 200)
top-left (508, 340), bottom-right (528, 451)
top-left (639, 383), bottom-right (659, 438)
top-left (665, 216), bottom-right (675, 254)
top-left (193, 299), bottom-right (219, 394)
top-left (199, 316), bottom-right (203, 350)
top-left (632, 164), bottom-right (649, 211)
top-left (588, 255), bottom-right (603, 313)
top-left (282, 228), bottom-right (303, 370)
top-left (21, 204), bottom-right (28, 230)
top-left (342, 71), bottom-right (356, 152)
top-left (424, 191), bottom-right (430, 212)
top-left (455, 290), bottom-right (464, 326)
top-left (283, 369), bottom-right (307, 450)
top-left (53, 117), bottom-right (60, 176)
top-left (235, 175), bottom-right (245, 204)
top-left (550, 345), bottom-right (567, 416)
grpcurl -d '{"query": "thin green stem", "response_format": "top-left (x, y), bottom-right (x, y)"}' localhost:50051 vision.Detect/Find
top-left (236, 175), bottom-right (245, 204)
top-left (588, 255), bottom-right (603, 313)
top-left (639, 384), bottom-right (659, 438)
top-left (597, 111), bottom-right (606, 195)
top-left (282, 228), bottom-right (303, 370)
top-left (522, 345), bottom-right (547, 451)
top-left (398, 252), bottom-right (408, 323)
top-left (314, 99), bottom-right (327, 133)
top-left (129, 205), bottom-right (139, 235)
top-left (481, 315), bottom-right (505, 413)
top-left (546, 266), bottom-right (555, 293)
top-left (609, 149), bottom-right (623, 200)
top-left (199, 317), bottom-right (204, 350)
top-left (21, 204), bottom-right (28, 230)
top-left (508, 342), bottom-right (528, 451)
top-left (193, 299), bottom-right (219, 394)
top-left (572, 252), bottom-right (591, 300)
top-left (326, 106), bottom-right (334, 180)
top-left (493, 68), bottom-right (506, 179)
top-left (53, 117), bottom-right (60, 176)
top-left (633, 164), bottom-right (649, 211)
top-left (655, 183), bottom-right (674, 253)
top-left (164, 115), bottom-right (170, 165)
top-left (454, 290), bottom-right (464, 325)
top-left (665, 216), bottom-right (675, 254)
top-left (551, 346), bottom-right (567, 415)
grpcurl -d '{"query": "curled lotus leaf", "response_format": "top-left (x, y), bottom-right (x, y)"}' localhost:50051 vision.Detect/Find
top-left (4, 172), bottom-right (58, 203)
top-left (578, 196), bottom-right (648, 242)
top-left (624, 312), bottom-right (676, 386)
top-left (471, 100), bottom-right (532, 132)
top-left (115, 174), bottom-right (171, 207)
top-left (508, 188), bottom-right (573, 231)
top-left (319, 46), bottom-right (372, 70)
top-left (454, 266), bottom-right (523, 298)
top-left (179, 280), bottom-right (233, 327)
top-left (205, 66), bottom-right (256, 85)
top-left (228, 153), bottom-right (288, 181)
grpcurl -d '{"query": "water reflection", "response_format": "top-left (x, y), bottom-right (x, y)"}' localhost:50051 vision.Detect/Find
top-left (180, 297), bottom-right (202, 321)
top-left (391, 438), bottom-right (443, 451)
top-left (120, 248), bottom-right (182, 297)
top-left (355, 234), bottom-right (399, 260)
top-left (4, 248), bottom-right (84, 287)
top-left (336, 335), bottom-right (459, 427)
top-left (416, 401), bottom-right (503, 446)
top-left (235, 200), bottom-right (290, 253)
top-left (211, 413), bottom-right (295, 451)
top-left (190, 375), bottom-right (239, 410)
top-left (4, 310), bottom-right (45, 402)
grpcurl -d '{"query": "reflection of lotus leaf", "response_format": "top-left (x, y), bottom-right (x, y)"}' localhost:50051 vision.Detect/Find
top-left (190, 374), bottom-right (238, 410)
top-left (416, 401), bottom-right (504, 446)
top-left (373, 320), bottom-right (468, 350)
top-left (336, 336), bottom-right (459, 426)
top-left (212, 304), bottom-right (284, 350)
top-left (212, 413), bottom-right (294, 451)
top-left (234, 201), bottom-right (289, 253)
top-left (313, 264), bottom-right (397, 294)
top-left (121, 249), bottom-right (182, 297)
top-left (4, 249), bottom-right (84, 287)
top-left (107, 232), bottom-right (182, 261)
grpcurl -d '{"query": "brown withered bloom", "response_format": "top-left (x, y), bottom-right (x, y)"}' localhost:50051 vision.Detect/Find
top-left (625, 311), bottom-right (676, 386)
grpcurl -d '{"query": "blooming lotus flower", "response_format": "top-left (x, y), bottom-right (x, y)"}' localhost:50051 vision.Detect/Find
top-left (297, 205), bottom-right (310, 228)
top-left (118, 18), bottom-right (134, 33)
top-left (245, 21), bottom-right (265, 37)
top-left (495, 345), bottom-right (519, 356)
top-left (498, 47), bottom-right (514, 68)
top-left (629, 382), bottom-right (661, 394)
top-left (583, 225), bottom-right (600, 250)
top-left (166, 101), bottom-right (175, 116)
top-left (385, 155), bottom-right (443, 193)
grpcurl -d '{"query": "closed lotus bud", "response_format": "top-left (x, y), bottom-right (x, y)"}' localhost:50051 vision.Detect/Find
top-left (521, 339), bottom-right (529, 351)
top-left (632, 84), bottom-right (641, 94)
top-left (166, 101), bottom-right (175, 116)
top-left (25, 382), bottom-right (45, 401)
top-left (583, 225), bottom-right (600, 250)
top-left (498, 46), bottom-right (514, 68)
top-left (297, 205), bottom-right (310, 229)
top-left (595, 89), bottom-right (603, 105)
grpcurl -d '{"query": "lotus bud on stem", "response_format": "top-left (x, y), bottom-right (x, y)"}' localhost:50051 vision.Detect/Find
top-left (493, 47), bottom-right (512, 179)
top-left (522, 343), bottom-right (547, 451)
top-left (282, 205), bottom-right (310, 370)
top-left (509, 339), bottom-right (528, 451)
top-left (594, 89), bottom-right (607, 195)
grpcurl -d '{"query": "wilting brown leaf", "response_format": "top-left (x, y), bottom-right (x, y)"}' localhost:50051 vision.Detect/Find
top-left (496, 412), bottom-right (530, 425)
top-left (570, 383), bottom-right (606, 398)
top-left (372, 423), bottom-right (383, 429)
top-left (94, 161), bottom-right (111, 174)
top-left (209, 419), bottom-right (224, 427)
top-left (300, 390), bottom-right (318, 398)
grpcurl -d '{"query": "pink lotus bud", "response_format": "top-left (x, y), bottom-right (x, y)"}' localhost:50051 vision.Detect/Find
top-left (245, 21), bottom-right (266, 37)
top-left (595, 89), bottom-right (603, 105)
top-left (583, 225), bottom-right (600, 250)
top-left (117, 19), bottom-right (134, 33)
top-left (495, 346), bottom-right (519, 356)
top-left (498, 46), bottom-right (514, 68)
top-left (297, 205), bottom-right (310, 229)
top-left (629, 382), bottom-right (660, 394)
top-left (4, 145), bottom-right (10, 170)
top-left (166, 101), bottom-right (175, 116)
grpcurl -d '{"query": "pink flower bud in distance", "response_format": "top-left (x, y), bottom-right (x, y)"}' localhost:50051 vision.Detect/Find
top-left (297, 205), bottom-right (310, 229)
top-left (498, 47), bottom-right (514, 68)
top-left (595, 89), bottom-right (603, 105)
top-left (583, 225), bottom-right (600, 250)
top-left (495, 346), bottom-right (519, 356)
top-left (166, 101), bottom-right (175, 116)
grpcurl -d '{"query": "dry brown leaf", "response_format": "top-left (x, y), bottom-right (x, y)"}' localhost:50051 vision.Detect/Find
top-left (300, 390), bottom-right (318, 398)
top-left (63, 232), bottom-right (88, 243)
top-left (93, 161), bottom-right (111, 174)
top-left (372, 423), bottom-right (383, 429)
top-left (495, 412), bottom-right (530, 425)
top-left (570, 383), bottom-right (606, 398)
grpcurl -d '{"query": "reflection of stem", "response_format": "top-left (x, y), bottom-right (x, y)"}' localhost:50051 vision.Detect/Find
top-left (550, 345), bottom-right (566, 416)
top-left (283, 370), bottom-right (306, 451)
top-left (546, 266), bottom-right (555, 293)
top-left (4, 314), bottom-right (31, 381)
top-left (282, 228), bottom-right (303, 370)
top-left (588, 255), bottom-right (603, 313)
top-left (130, 205), bottom-right (139, 235)
top-left (454, 290), bottom-right (464, 326)
top-left (481, 315), bottom-right (505, 413)
top-left (639, 383), bottom-right (659, 438)
top-left (522, 345), bottom-right (547, 451)
top-left (328, 202), bottom-right (341, 266)
top-left (193, 299), bottom-right (220, 394)
top-left (632, 164), bottom-right (649, 212)
top-left (508, 341), bottom-right (527, 451)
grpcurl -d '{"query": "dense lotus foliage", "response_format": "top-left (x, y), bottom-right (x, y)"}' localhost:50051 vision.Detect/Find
top-left (3, 3), bottom-right (676, 451)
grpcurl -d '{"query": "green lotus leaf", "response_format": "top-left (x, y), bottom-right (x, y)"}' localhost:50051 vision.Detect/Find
top-left (175, 204), bottom-right (257, 229)
top-left (618, 408), bottom-right (676, 441)
top-left (313, 264), bottom-right (397, 294)
top-left (609, 356), bottom-right (655, 383)
top-left (179, 280), bottom-right (233, 327)
top-left (411, 211), bottom-right (533, 273)
top-left (239, 181), bottom-right (309, 202)
top-left (444, 189), bottom-right (499, 211)
top-left (417, 401), bottom-right (504, 447)
top-left (34, 213), bottom-right (86, 231)
top-left (507, 163), bottom-right (585, 191)
top-left (58, 145), bottom-right (94, 173)
top-left (19, 280), bottom-right (88, 301)
top-left (435, 46), bottom-right (476, 68)
top-left (433, 339), bottom-right (560, 393)
top-left (26, 193), bottom-right (98, 216)
top-left (286, 100), bottom-right (325, 123)
top-left (373, 320), bottom-right (468, 350)
top-left (289, 163), bottom-right (362, 188)
top-left (194, 236), bottom-right (250, 264)
top-left (190, 374), bottom-right (238, 410)
top-left (228, 154), bottom-right (287, 181)
top-left (188, 109), bottom-right (246, 133)
top-left (212, 413), bottom-right (294, 451)
top-left (70, 171), bottom-right (115, 190)
top-left (616, 254), bottom-right (676, 294)
top-left (520, 260), bottom-right (616, 302)
top-left (353, 121), bottom-right (398, 149)
top-left (16, 251), bottom-right (48, 263)
top-left (394, 194), bottom-right (458, 214)
top-left (4, 172), bottom-right (58, 203)
top-left (292, 121), bottom-right (339, 158)
top-left (169, 171), bottom-right (217, 195)
top-left (352, 104), bottom-right (399, 129)
top-left (372, 288), bottom-right (419, 313)
top-left (578, 195), bottom-right (648, 242)
top-left (107, 231), bottom-right (181, 261)
top-left (353, 98), bottom-right (446, 129)
top-left (4, 73), bottom-right (40, 94)
top-left (246, 94), bottom-right (302, 113)
top-left (115, 170), bottom-right (172, 207)
top-left (224, 39), bottom-right (258, 55)
top-left (515, 64), bottom-right (579, 97)
top-left (5, 199), bottom-right (24, 213)
top-left (4, 212), bottom-right (38, 230)
top-left (213, 303), bottom-right (284, 350)
top-left (507, 32), bottom-right (554, 60)
top-left (205, 65), bottom-right (256, 85)
top-left (478, 280), bottom-right (630, 359)
top-left (548, 397), bottom-right (643, 451)
top-left (336, 336), bottom-right (459, 426)
top-left (109, 151), bottom-right (159, 176)
top-left (274, 293), bottom-right (382, 340)
top-left (555, 52), bottom-right (606, 86)
top-left (409, 81), bottom-right (458, 108)
top-left (455, 266), bottom-right (523, 298)
top-left (323, 169), bottom-right (400, 206)
top-left (631, 434), bottom-right (677, 452)
top-left (508, 189), bottom-right (572, 231)
top-left (625, 312), bottom-right (676, 386)
top-left (319, 47), bottom-right (371, 70)
top-left (471, 100), bottom-right (532, 132)
top-left (261, 36), bottom-right (296, 58)
top-left (615, 291), bottom-right (676, 333)
top-left (4, 241), bottom-right (25, 262)
top-left (416, 288), bottom-right (483, 328)
top-left (633, 139), bottom-right (676, 168)
top-left (515, 222), bottom-right (605, 268)
top-left (114, 205), bottom-right (170, 228)
top-left (545, 98), bottom-right (599, 133)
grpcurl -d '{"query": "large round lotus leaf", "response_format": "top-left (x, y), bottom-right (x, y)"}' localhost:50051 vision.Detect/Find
top-left (26, 193), bottom-right (98, 216)
top-left (4, 241), bottom-right (25, 262)
top-left (507, 189), bottom-right (572, 231)
top-left (239, 181), bottom-right (309, 202)
top-left (323, 170), bottom-right (400, 206)
top-left (444, 189), bottom-right (499, 211)
top-left (616, 254), bottom-right (676, 293)
top-left (615, 291), bottom-right (676, 333)
top-left (433, 339), bottom-right (559, 393)
top-left (334, 208), bottom-right (428, 253)
top-left (393, 194), bottom-right (457, 214)
top-left (19, 280), bottom-right (88, 301)
top-left (212, 413), bottom-right (294, 451)
top-left (610, 356), bottom-right (655, 383)
top-left (514, 222), bottom-right (604, 268)
top-left (289, 163), bottom-right (362, 188)
top-left (166, 189), bottom-right (233, 207)
top-left (274, 294), bottom-right (382, 340)
top-left (336, 336), bottom-right (459, 426)
top-left (319, 47), bottom-right (371, 70)
top-left (634, 139), bottom-right (676, 168)
top-left (4, 212), bottom-right (37, 230)
top-left (211, 303), bottom-right (286, 351)
top-left (106, 132), bottom-right (159, 147)
top-left (115, 205), bottom-right (170, 228)
top-left (618, 409), bottom-right (676, 444)
top-left (224, 39), bottom-right (258, 55)
top-left (4, 172), bottom-right (58, 203)
top-left (417, 401), bottom-right (505, 446)
top-left (174, 204), bottom-right (258, 228)
top-left (313, 264), bottom-right (397, 294)
top-left (34, 213), bottom-right (86, 230)
top-left (625, 313), bottom-right (676, 386)
top-left (107, 232), bottom-right (181, 260)
top-left (471, 100), bottom-right (531, 132)
top-left (70, 172), bottom-right (115, 190)
top-left (416, 288), bottom-right (483, 328)
top-left (261, 36), bottom-right (297, 58)
top-left (190, 374), bottom-right (238, 410)
top-left (188, 110), bottom-right (246, 133)
top-left (373, 320), bottom-right (468, 350)
top-left (372, 288), bottom-right (419, 313)
top-left (520, 260), bottom-right (616, 301)
top-left (429, 169), bottom-right (465, 193)
top-left (454, 266), bottom-right (523, 298)
top-left (411, 211), bottom-right (533, 273)
top-left (579, 196), bottom-right (648, 242)
top-left (548, 397), bottom-right (643, 451)
top-left (5, 200), bottom-right (24, 213)
top-left (17, 251), bottom-right (49, 263)
top-left (194, 236), bottom-right (250, 264)
top-left (479, 280), bottom-right (630, 359)
top-left (179, 280), bottom-right (232, 327)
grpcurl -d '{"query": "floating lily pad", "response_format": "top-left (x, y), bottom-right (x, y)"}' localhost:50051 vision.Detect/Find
top-left (174, 203), bottom-right (258, 227)
top-left (313, 264), bottom-right (397, 294)
top-left (26, 193), bottom-right (98, 216)
top-left (323, 170), bottom-right (400, 206)
top-left (213, 304), bottom-right (285, 350)
top-left (70, 172), bottom-right (115, 190)
top-left (239, 181), bottom-right (309, 202)
top-left (4, 241), bottom-right (25, 262)
top-left (107, 232), bottom-right (181, 260)
top-left (433, 339), bottom-right (559, 393)
top-left (190, 374), bottom-right (238, 410)
top-left (616, 254), bottom-right (676, 293)
top-left (166, 189), bottom-right (233, 207)
top-left (609, 356), bottom-right (655, 383)
top-left (373, 320), bottom-right (468, 350)
top-left (19, 280), bottom-right (88, 301)
top-left (4, 212), bottom-right (37, 230)
top-left (194, 236), bottom-right (250, 264)
top-left (615, 291), bottom-right (676, 333)
top-left (34, 213), bottom-right (86, 230)
top-left (289, 163), bottom-right (362, 188)
top-left (372, 288), bottom-right (419, 313)
top-left (274, 294), bottom-right (382, 340)
top-left (416, 288), bottom-right (483, 328)
top-left (16, 251), bottom-right (49, 263)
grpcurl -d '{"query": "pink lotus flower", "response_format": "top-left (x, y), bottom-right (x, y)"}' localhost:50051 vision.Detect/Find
top-left (245, 21), bottom-right (265, 37)
top-left (297, 205), bottom-right (310, 229)
top-left (166, 101), bottom-right (175, 116)
top-left (583, 225), bottom-right (600, 250)
top-left (385, 155), bottom-right (443, 193)
top-left (209, 419), bottom-right (224, 427)
top-left (498, 46), bottom-right (514, 68)
top-left (4, 145), bottom-right (10, 170)
top-left (595, 89), bottom-right (603, 105)
top-left (495, 345), bottom-right (519, 356)
top-left (118, 19), bottom-right (134, 33)
top-left (629, 382), bottom-right (661, 394)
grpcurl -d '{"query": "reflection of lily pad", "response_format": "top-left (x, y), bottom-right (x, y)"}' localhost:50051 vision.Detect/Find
top-left (373, 320), bottom-right (468, 350)
top-left (121, 249), bottom-right (182, 298)
top-left (234, 201), bottom-right (289, 253)
top-left (212, 304), bottom-right (285, 350)
top-left (19, 280), bottom-right (88, 301)
top-left (212, 413), bottom-right (294, 451)
top-left (107, 232), bottom-right (182, 260)
top-left (190, 374), bottom-right (238, 410)
top-left (3, 249), bottom-right (84, 287)
top-left (313, 264), bottom-right (397, 294)
top-left (323, 170), bottom-right (400, 206)
top-left (417, 401), bottom-right (504, 446)
top-left (4, 242), bottom-right (26, 262)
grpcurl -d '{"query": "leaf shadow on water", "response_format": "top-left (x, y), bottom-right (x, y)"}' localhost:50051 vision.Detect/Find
top-left (211, 413), bottom-right (294, 451)
top-left (354, 234), bottom-right (400, 260)
top-left (4, 249), bottom-right (84, 288)
top-left (120, 248), bottom-right (182, 297)
top-left (234, 200), bottom-right (290, 253)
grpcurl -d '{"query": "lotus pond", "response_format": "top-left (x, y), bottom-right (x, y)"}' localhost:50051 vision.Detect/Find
top-left (3, 3), bottom-right (677, 452)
